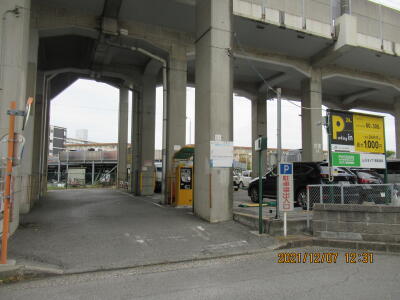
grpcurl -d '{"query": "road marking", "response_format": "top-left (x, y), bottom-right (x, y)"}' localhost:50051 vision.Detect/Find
top-left (205, 240), bottom-right (248, 251)
top-left (192, 227), bottom-right (210, 241)
top-left (152, 202), bottom-right (164, 208)
top-left (135, 235), bottom-right (151, 246)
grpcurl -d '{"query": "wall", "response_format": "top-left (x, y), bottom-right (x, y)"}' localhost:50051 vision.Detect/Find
top-left (313, 204), bottom-right (400, 244)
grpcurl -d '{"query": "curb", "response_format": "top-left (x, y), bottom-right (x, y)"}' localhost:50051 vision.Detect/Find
top-left (233, 212), bottom-right (310, 236)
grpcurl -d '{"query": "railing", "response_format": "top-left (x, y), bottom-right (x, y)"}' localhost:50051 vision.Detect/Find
top-left (350, 0), bottom-right (400, 44)
top-left (236, 0), bottom-right (400, 45)
top-left (306, 183), bottom-right (400, 228)
top-left (58, 151), bottom-right (118, 163)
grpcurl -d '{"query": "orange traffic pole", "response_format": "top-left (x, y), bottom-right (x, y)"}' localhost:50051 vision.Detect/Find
top-left (1, 101), bottom-right (16, 264)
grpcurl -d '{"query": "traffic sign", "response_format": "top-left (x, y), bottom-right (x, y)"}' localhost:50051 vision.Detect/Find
top-left (278, 163), bottom-right (294, 212)
top-left (328, 110), bottom-right (386, 169)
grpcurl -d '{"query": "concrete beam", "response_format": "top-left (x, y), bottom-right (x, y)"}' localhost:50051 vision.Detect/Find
top-left (322, 66), bottom-right (400, 93)
top-left (342, 88), bottom-right (378, 105)
top-left (233, 46), bottom-right (311, 78)
top-left (258, 73), bottom-right (291, 94)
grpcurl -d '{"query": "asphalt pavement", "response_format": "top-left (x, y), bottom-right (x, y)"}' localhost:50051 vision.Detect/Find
top-left (8, 188), bottom-right (276, 274)
top-left (1, 247), bottom-right (399, 300)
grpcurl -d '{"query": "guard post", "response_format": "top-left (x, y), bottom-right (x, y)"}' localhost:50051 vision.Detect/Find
top-left (1, 98), bottom-right (32, 264)
top-left (255, 136), bottom-right (267, 234)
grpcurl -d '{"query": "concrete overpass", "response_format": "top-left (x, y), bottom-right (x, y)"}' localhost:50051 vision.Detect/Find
top-left (1, 0), bottom-right (400, 234)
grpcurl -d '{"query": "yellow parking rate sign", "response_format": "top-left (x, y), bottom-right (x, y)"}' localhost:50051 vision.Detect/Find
top-left (353, 114), bottom-right (385, 154)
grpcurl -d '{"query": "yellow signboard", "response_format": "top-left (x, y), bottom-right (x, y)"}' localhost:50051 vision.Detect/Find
top-left (353, 114), bottom-right (385, 154)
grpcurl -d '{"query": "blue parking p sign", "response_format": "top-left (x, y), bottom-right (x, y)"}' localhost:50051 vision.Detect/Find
top-left (279, 163), bottom-right (293, 175)
top-left (278, 163), bottom-right (294, 212)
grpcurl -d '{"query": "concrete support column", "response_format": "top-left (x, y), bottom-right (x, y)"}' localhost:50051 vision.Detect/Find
top-left (40, 83), bottom-right (50, 197)
top-left (19, 29), bottom-right (39, 213)
top-left (0, 0), bottom-right (31, 235)
top-left (251, 96), bottom-right (267, 177)
top-left (117, 87), bottom-right (129, 188)
top-left (166, 45), bottom-right (187, 202)
top-left (130, 90), bottom-right (141, 195)
top-left (194, 0), bottom-right (233, 222)
top-left (394, 99), bottom-right (400, 158)
top-left (139, 77), bottom-right (156, 195)
top-left (30, 72), bottom-right (45, 204)
top-left (301, 69), bottom-right (323, 162)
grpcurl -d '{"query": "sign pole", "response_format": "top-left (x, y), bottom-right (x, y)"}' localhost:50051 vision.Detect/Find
top-left (275, 88), bottom-right (282, 220)
top-left (258, 147), bottom-right (263, 234)
top-left (283, 212), bottom-right (287, 237)
top-left (1, 101), bottom-right (16, 264)
top-left (255, 136), bottom-right (267, 235)
top-left (383, 119), bottom-right (388, 183)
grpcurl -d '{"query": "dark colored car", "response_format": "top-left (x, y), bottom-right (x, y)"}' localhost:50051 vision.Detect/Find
top-left (247, 162), bottom-right (357, 208)
top-left (349, 169), bottom-right (383, 184)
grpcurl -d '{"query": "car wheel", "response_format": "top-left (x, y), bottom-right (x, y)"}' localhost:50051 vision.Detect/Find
top-left (239, 182), bottom-right (244, 189)
top-left (250, 187), bottom-right (259, 203)
top-left (296, 188), bottom-right (307, 210)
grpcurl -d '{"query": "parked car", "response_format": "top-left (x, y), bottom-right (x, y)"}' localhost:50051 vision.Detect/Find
top-left (239, 170), bottom-right (252, 189)
top-left (233, 170), bottom-right (241, 191)
top-left (349, 169), bottom-right (383, 184)
top-left (154, 162), bottom-right (162, 193)
top-left (247, 162), bottom-right (357, 208)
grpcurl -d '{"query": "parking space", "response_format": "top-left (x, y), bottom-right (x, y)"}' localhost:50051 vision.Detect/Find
top-left (233, 189), bottom-right (310, 221)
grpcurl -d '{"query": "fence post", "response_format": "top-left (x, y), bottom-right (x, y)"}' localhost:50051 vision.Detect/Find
top-left (319, 185), bottom-right (323, 204)
top-left (390, 184), bottom-right (394, 205)
top-left (341, 185), bottom-right (344, 204)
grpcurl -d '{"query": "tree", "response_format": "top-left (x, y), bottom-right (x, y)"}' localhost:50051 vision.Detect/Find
top-left (386, 150), bottom-right (395, 158)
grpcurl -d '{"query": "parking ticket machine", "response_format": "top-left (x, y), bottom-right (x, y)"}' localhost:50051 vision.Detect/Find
top-left (172, 145), bottom-right (194, 207)
top-left (174, 162), bottom-right (193, 207)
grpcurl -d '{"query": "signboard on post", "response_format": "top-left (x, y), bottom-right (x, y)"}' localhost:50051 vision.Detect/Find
top-left (278, 163), bottom-right (294, 212)
top-left (328, 110), bottom-right (386, 169)
top-left (210, 141), bottom-right (233, 168)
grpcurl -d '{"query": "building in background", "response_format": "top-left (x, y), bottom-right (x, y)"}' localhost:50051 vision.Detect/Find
top-left (76, 129), bottom-right (89, 142)
top-left (49, 125), bottom-right (67, 156)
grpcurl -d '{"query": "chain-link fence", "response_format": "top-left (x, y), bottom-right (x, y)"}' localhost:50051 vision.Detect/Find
top-left (47, 170), bottom-right (116, 189)
top-left (306, 184), bottom-right (400, 229)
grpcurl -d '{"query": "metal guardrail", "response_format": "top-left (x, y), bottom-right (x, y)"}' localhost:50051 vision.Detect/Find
top-left (306, 184), bottom-right (400, 229)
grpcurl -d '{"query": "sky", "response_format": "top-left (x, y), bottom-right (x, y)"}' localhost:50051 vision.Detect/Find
top-left (369, 0), bottom-right (400, 11)
top-left (50, 79), bottom-right (396, 152)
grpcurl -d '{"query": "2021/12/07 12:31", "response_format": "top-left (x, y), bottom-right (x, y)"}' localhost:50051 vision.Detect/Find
top-left (277, 252), bottom-right (374, 264)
